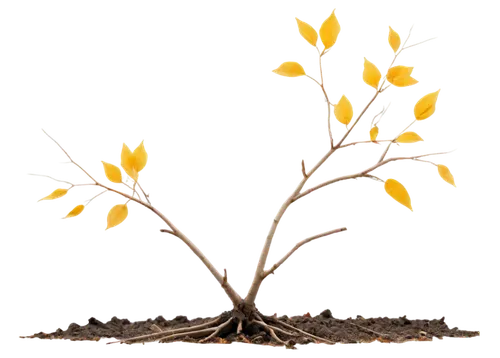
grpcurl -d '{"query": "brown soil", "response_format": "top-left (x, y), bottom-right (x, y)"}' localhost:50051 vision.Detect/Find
top-left (21, 309), bottom-right (479, 347)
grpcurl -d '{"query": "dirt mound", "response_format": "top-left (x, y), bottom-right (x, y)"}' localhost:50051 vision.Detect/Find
top-left (21, 309), bottom-right (479, 347)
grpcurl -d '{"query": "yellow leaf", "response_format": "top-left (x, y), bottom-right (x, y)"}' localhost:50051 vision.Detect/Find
top-left (133, 141), bottom-right (148, 172)
top-left (106, 204), bottom-right (128, 230)
top-left (63, 204), bottom-right (84, 219)
top-left (363, 58), bottom-right (381, 90)
top-left (319, 10), bottom-right (340, 50)
top-left (438, 164), bottom-right (456, 187)
top-left (272, 62), bottom-right (306, 77)
top-left (333, 95), bottom-right (353, 126)
top-left (370, 126), bottom-right (379, 142)
top-left (386, 66), bottom-right (418, 87)
top-left (384, 179), bottom-right (413, 211)
top-left (396, 131), bottom-right (424, 143)
top-left (118, 140), bottom-right (150, 182)
top-left (296, 18), bottom-right (318, 47)
top-left (39, 188), bottom-right (68, 202)
top-left (102, 161), bottom-right (122, 183)
top-left (414, 90), bottom-right (440, 120)
top-left (388, 26), bottom-right (401, 53)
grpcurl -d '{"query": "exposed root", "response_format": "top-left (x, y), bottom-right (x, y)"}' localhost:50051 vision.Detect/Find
top-left (347, 322), bottom-right (389, 337)
top-left (149, 324), bottom-right (163, 333)
top-left (255, 320), bottom-right (288, 345)
top-left (255, 320), bottom-right (297, 345)
top-left (107, 316), bottom-right (222, 345)
top-left (261, 314), bottom-right (335, 345)
top-left (236, 319), bottom-right (243, 334)
top-left (199, 318), bottom-right (234, 343)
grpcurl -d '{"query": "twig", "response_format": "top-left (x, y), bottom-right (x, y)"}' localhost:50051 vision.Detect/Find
top-left (262, 227), bottom-right (347, 278)
top-left (335, 88), bottom-right (383, 149)
top-left (338, 139), bottom-right (392, 148)
top-left (301, 160), bottom-right (308, 178)
top-left (24, 170), bottom-right (75, 186)
top-left (137, 181), bottom-right (151, 204)
top-left (375, 118), bottom-right (415, 163)
top-left (160, 229), bottom-right (177, 237)
top-left (85, 189), bottom-right (108, 207)
top-left (409, 35), bottom-right (438, 48)
top-left (40, 127), bottom-right (97, 182)
top-left (370, 102), bottom-right (392, 125)
top-left (378, 142), bottom-right (394, 164)
top-left (316, 42), bottom-right (335, 149)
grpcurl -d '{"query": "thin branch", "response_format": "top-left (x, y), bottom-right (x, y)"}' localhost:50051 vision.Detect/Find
top-left (160, 228), bottom-right (177, 236)
top-left (137, 181), bottom-right (151, 204)
top-left (301, 160), bottom-right (308, 178)
top-left (337, 137), bottom-right (393, 151)
top-left (414, 158), bottom-right (438, 166)
top-left (294, 151), bottom-right (452, 201)
top-left (24, 170), bottom-right (75, 186)
top-left (375, 118), bottom-right (416, 163)
top-left (316, 42), bottom-right (335, 149)
top-left (40, 127), bottom-right (97, 182)
top-left (370, 102), bottom-right (392, 125)
top-left (378, 142), bottom-right (394, 164)
top-left (262, 227), bottom-right (347, 278)
top-left (409, 35), bottom-right (438, 48)
top-left (85, 189), bottom-right (108, 208)
top-left (403, 37), bottom-right (438, 51)
top-left (335, 88), bottom-right (382, 149)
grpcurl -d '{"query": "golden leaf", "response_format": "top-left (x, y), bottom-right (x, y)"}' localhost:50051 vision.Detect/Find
top-left (102, 161), bottom-right (122, 183)
top-left (296, 18), bottom-right (318, 47)
top-left (333, 95), bottom-right (353, 126)
top-left (134, 139), bottom-right (150, 171)
top-left (63, 205), bottom-right (84, 219)
top-left (363, 58), bottom-right (381, 90)
top-left (319, 10), bottom-right (340, 50)
top-left (106, 204), bottom-right (128, 230)
top-left (388, 26), bottom-right (401, 53)
top-left (385, 179), bottom-right (412, 211)
top-left (438, 164), bottom-right (456, 187)
top-left (370, 126), bottom-right (379, 142)
top-left (414, 90), bottom-right (441, 120)
top-left (386, 66), bottom-right (418, 87)
top-left (272, 62), bottom-right (306, 77)
top-left (118, 140), bottom-right (150, 182)
top-left (38, 188), bottom-right (68, 202)
top-left (396, 131), bottom-right (424, 143)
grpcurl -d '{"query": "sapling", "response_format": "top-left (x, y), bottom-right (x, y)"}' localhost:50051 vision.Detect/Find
top-left (29, 9), bottom-right (471, 347)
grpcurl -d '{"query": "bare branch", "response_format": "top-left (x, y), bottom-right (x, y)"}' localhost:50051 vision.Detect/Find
top-left (301, 160), bottom-right (308, 178)
top-left (338, 139), bottom-right (392, 149)
top-left (378, 119), bottom-right (416, 163)
top-left (85, 189), bottom-right (107, 206)
top-left (28, 173), bottom-right (73, 186)
top-left (160, 228), bottom-right (177, 236)
top-left (262, 227), bottom-right (347, 278)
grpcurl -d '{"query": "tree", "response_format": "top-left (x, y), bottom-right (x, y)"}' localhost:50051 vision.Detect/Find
top-left (30, 9), bottom-right (463, 347)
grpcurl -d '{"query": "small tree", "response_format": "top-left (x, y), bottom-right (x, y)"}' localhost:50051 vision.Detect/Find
top-left (32, 9), bottom-right (458, 346)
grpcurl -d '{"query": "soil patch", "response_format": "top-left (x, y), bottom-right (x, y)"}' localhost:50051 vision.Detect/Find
top-left (21, 309), bottom-right (479, 347)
